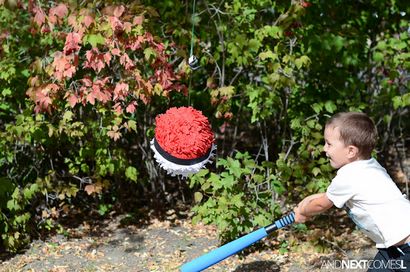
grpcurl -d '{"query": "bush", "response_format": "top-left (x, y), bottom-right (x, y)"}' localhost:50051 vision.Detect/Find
top-left (190, 152), bottom-right (284, 242)
top-left (0, 1), bottom-right (188, 251)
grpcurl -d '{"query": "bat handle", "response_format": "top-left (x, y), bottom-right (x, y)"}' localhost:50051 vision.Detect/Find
top-left (180, 211), bottom-right (295, 272)
top-left (265, 211), bottom-right (295, 234)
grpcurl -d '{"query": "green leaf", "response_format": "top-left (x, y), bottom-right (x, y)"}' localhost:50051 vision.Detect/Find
top-left (231, 194), bottom-right (244, 208)
top-left (295, 56), bottom-right (311, 69)
top-left (254, 214), bottom-right (269, 227)
top-left (194, 192), bottom-right (203, 203)
top-left (2, 88), bottom-right (12, 96)
top-left (311, 103), bottom-right (323, 114)
top-left (392, 93), bottom-right (410, 109)
top-left (7, 199), bottom-right (20, 211)
top-left (312, 167), bottom-right (321, 177)
top-left (63, 111), bottom-right (73, 122)
top-left (403, 93), bottom-right (410, 107)
top-left (373, 52), bottom-right (384, 62)
top-left (221, 173), bottom-right (235, 189)
top-left (324, 100), bottom-right (337, 113)
top-left (248, 39), bottom-right (261, 52)
top-left (125, 166), bottom-right (138, 182)
top-left (307, 119), bottom-right (316, 128)
top-left (333, 35), bottom-right (345, 52)
top-left (392, 96), bottom-right (402, 110)
top-left (264, 25), bottom-right (282, 39)
top-left (217, 86), bottom-right (235, 97)
top-left (84, 34), bottom-right (106, 48)
top-left (377, 41), bottom-right (387, 50)
top-left (21, 69), bottom-right (30, 77)
top-left (144, 48), bottom-right (157, 61)
top-left (127, 120), bottom-right (137, 132)
top-left (209, 173), bottom-right (222, 190)
top-left (195, 169), bottom-right (209, 178)
top-left (23, 183), bottom-right (39, 200)
top-left (271, 177), bottom-right (285, 194)
top-left (259, 50), bottom-right (278, 61)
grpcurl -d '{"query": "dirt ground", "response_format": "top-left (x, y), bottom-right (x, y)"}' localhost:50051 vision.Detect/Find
top-left (0, 209), bottom-right (378, 272)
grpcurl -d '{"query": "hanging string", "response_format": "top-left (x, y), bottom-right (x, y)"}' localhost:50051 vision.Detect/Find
top-left (188, 0), bottom-right (198, 106)
top-left (188, 0), bottom-right (199, 71)
top-left (190, 0), bottom-right (197, 59)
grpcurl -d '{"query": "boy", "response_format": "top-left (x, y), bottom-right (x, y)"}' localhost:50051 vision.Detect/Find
top-left (294, 112), bottom-right (410, 271)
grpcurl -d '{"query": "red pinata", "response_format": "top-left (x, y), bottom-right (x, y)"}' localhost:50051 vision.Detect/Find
top-left (151, 106), bottom-right (216, 177)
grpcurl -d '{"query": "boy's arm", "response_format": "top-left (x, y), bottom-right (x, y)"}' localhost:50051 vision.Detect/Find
top-left (294, 193), bottom-right (334, 223)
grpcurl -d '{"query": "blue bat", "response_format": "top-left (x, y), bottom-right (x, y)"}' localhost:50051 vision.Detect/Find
top-left (180, 212), bottom-right (295, 272)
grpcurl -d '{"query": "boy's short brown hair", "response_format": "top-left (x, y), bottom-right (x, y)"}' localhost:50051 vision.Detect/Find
top-left (326, 112), bottom-right (377, 159)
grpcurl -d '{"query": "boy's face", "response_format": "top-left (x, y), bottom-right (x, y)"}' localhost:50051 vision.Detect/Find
top-left (323, 125), bottom-right (354, 169)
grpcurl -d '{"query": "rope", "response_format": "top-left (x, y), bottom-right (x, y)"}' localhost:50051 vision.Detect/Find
top-left (188, 0), bottom-right (197, 106)
top-left (190, 0), bottom-right (197, 58)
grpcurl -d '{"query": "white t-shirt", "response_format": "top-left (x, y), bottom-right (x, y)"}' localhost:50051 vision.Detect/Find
top-left (326, 158), bottom-right (410, 248)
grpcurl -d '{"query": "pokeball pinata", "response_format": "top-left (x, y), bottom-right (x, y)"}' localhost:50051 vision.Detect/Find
top-left (150, 106), bottom-right (216, 177)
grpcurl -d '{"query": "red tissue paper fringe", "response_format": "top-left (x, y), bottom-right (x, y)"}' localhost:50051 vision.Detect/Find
top-left (155, 107), bottom-right (214, 160)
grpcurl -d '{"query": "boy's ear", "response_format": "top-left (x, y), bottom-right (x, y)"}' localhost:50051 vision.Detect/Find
top-left (347, 145), bottom-right (360, 159)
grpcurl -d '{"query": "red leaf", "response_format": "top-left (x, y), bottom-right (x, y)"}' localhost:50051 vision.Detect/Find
top-left (67, 93), bottom-right (78, 107)
top-left (83, 48), bottom-right (106, 73)
top-left (48, 15), bottom-right (57, 25)
top-left (48, 4), bottom-right (68, 25)
top-left (133, 16), bottom-right (144, 25)
top-left (111, 48), bottom-right (121, 56)
top-left (120, 53), bottom-right (134, 70)
top-left (37, 91), bottom-right (52, 108)
top-left (63, 65), bottom-right (76, 78)
top-left (139, 93), bottom-right (149, 105)
top-left (85, 49), bottom-right (94, 62)
top-left (97, 89), bottom-right (111, 104)
top-left (33, 7), bottom-right (46, 27)
top-left (107, 130), bottom-right (121, 141)
top-left (67, 14), bottom-right (76, 25)
top-left (113, 5), bottom-right (125, 17)
top-left (84, 184), bottom-right (96, 195)
top-left (82, 78), bottom-right (111, 104)
top-left (81, 77), bottom-right (93, 87)
top-left (82, 15), bottom-right (94, 28)
top-left (113, 82), bottom-right (129, 101)
top-left (126, 102), bottom-right (136, 113)
top-left (113, 103), bottom-right (123, 115)
top-left (51, 53), bottom-right (76, 80)
top-left (48, 83), bottom-right (60, 92)
top-left (64, 32), bottom-right (82, 55)
top-left (124, 22), bottom-right (132, 33)
top-left (49, 3), bottom-right (68, 18)
top-left (109, 16), bottom-right (123, 32)
top-left (144, 32), bottom-right (153, 42)
top-left (33, 84), bottom-right (59, 113)
top-left (86, 92), bottom-right (96, 105)
top-left (301, 1), bottom-right (312, 8)
top-left (128, 36), bottom-right (144, 50)
top-left (103, 52), bottom-right (112, 65)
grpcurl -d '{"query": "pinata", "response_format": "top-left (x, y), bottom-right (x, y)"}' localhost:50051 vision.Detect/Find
top-left (150, 106), bottom-right (216, 177)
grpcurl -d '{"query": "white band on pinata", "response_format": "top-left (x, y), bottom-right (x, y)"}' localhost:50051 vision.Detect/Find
top-left (150, 139), bottom-right (216, 177)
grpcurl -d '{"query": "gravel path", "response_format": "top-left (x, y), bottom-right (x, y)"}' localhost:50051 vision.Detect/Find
top-left (0, 212), bottom-right (377, 272)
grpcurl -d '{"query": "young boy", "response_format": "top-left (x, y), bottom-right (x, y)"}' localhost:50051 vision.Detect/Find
top-left (294, 112), bottom-right (410, 271)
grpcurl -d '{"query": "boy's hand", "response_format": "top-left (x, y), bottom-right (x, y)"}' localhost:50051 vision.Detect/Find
top-left (294, 193), bottom-right (333, 223)
top-left (294, 205), bottom-right (311, 223)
